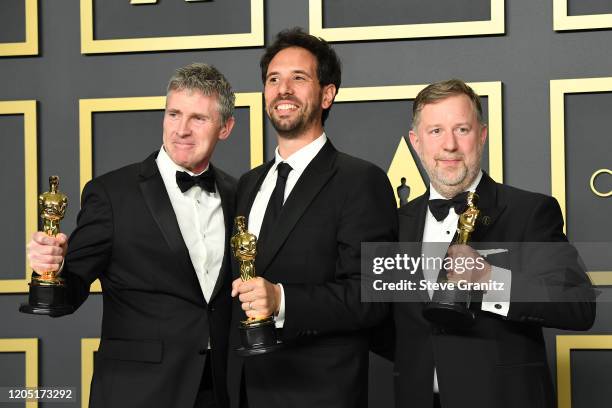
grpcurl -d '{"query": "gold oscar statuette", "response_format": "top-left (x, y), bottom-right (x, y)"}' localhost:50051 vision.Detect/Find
top-left (231, 216), bottom-right (282, 356)
top-left (20, 176), bottom-right (74, 316)
top-left (423, 192), bottom-right (480, 328)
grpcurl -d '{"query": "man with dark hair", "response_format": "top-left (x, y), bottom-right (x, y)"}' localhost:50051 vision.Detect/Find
top-left (227, 28), bottom-right (398, 408)
top-left (389, 78), bottom-right (596, 408)
top-left (26, 63), bottom-right (236, 408)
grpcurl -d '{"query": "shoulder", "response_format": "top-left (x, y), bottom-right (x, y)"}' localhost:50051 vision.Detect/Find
top-left (237, 162), bottom-right (270, 192)
top-left (82, 153), bottom-right (155, 196)
top-left (496, 182), bottom-right (559, 210)
top-left (84, 162), bottom-right (140, 192)
top-left (333, 151), bottom-right (389, 182)
top-left (398, 193), bottom-right (427, 216)
top-left (213, 165), bottom-right (238, 192)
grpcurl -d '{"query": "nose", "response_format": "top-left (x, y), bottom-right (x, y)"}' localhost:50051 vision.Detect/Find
top-left (277, 77), bottom-right (293, 97)
top-left (177, 117), bottom-right (191, 137)
top-left (441, 132), bottom-right (458, 151)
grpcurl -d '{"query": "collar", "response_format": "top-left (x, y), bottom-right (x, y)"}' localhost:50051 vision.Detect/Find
top-left (429, 170), bottom-right (483, 200)
top-left (156, 145), bottom-right (210, 178)
top-left (272, 133), bottom-right (327, 173)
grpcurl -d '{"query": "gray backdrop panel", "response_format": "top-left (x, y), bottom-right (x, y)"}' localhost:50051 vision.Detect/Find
top-left (568, 0), bottom-right (612, 16)
top-left (0, 115), bottom-right (26, 280)
top-left (0, 0), bottom-right (25, 43)
top-left (94, 0), bottom-right (251, 40)
top-left (0, 0), bottom-right (611, 407)
top-left (323, 0), bottom-right (490, 27)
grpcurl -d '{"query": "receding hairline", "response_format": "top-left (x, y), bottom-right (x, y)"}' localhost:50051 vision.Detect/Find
top-left (412, 92), bottom-right (485, 131)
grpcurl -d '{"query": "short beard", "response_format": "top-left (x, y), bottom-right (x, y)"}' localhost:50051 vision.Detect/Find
top-left (269, 106), bottom-right (320, 140)
top-left (270, 113), bottom-right (310, 140)
top-left (425, 160), bottom-right (481, 198)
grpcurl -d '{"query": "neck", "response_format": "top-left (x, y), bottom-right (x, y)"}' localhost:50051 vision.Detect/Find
top-left (277, 126), bottom-right (323, 159)
top-left (187, 160), bottom-right (209, 175)
top-left (432, 170), bottom-right (480, 199)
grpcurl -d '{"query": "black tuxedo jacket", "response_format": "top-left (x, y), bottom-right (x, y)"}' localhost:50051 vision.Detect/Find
top-left (62, 152), bottom-right (236, 408)
top-left (391, 172), bottom-right (596, 408)
top-left (227, 140), bottom-right (398, 408)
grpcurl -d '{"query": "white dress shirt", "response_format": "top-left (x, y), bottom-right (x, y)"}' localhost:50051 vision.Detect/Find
top-left (156, 146), bottom-right (225, 304)
top-left (248, 133), bottom-right (328, 328)
top-left (422, 170), bottom-right (511, 392)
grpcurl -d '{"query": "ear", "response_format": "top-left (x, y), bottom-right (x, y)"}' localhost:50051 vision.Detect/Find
top-left (321, 84), bottom-right (337, 110)
top-left (479, 123), bottom-right (488, 146)
top-left (218, 116), bottom-right (235, 141)
top-left (408, 129), bottom-right (420, 151)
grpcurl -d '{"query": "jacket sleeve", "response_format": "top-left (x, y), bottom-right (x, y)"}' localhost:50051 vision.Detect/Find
top-left (506, 195), bottom-right (596, 331)
top-left (62, 178), bottom-right (114, 312)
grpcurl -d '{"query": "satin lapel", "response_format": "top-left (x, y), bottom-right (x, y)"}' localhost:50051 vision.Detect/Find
top-left (256, 142), bottom-right (337, 276)
top-left (471, 172), bottom-right (506, 242)
top-left (236, 160), bottom-right (274, 219)
top-left (209, 166), bottom-right (235, 302)
top-left (138, 154), bottom-right (204, 303)
top-left (398, 194), bottom-right (428, 243)
top-left (399, 194), bottom-right (430, 303)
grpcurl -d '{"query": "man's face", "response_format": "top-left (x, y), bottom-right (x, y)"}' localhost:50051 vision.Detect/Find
top-left (264, 46), bottom-right (334, 139)
top-left (162, 88), bottom-right (234, 173)
top-left (409, 94), bottom-right (487, 196)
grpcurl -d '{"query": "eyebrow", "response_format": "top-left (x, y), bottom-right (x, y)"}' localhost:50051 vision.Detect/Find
top-left (425, 122), bottom-right (472, 128)
top-left (266, 69), bottom-right (313, 79)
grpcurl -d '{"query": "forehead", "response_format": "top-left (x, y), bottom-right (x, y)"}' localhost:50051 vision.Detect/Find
top-left (267, 46), bottom-right (317, 76)
top-left (418, 94), bottom-right (478, 124)
top-left (166, 88), bottom-right (218, 110)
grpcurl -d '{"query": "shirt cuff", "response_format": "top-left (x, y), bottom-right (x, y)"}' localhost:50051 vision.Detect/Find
top-left (57, 259), bottom-right (65, 275)
top-left (481, 265), bottom-right (511, 317)
top-left (275, 283), bottom-right (285, 328)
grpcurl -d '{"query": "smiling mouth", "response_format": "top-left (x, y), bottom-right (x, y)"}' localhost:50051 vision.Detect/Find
top-left (275, 103), bottom-right (298, 112)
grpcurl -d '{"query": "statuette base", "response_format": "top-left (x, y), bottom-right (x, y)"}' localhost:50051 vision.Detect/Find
top-left (237, 317), bottom-right (283, 357)
top-left (19, 280), bottom-right (74, 317)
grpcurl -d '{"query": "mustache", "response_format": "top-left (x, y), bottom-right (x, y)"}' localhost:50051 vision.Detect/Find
top-left (270, 95), bottom-right (300, 106)
top-left (435, 155), bottom-right (464, 161)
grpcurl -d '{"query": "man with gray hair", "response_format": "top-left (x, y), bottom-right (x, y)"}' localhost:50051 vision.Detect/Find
top-left (26, 63), bottom-right (237, 408)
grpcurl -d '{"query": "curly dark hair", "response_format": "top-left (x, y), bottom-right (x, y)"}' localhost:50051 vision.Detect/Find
top-left (260, 27), bottom-right (342, 125)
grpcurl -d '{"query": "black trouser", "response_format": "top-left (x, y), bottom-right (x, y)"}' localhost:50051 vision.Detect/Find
top-left (194, 351), bottom-right (217, 408)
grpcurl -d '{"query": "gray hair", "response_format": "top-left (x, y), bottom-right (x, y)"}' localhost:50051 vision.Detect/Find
top-left (167, 63), bottom-right (235, 124)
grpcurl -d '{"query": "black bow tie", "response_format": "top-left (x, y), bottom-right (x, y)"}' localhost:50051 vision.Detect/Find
top-left (176, 168), bottom-right (216, 193)
top-left (428, 191), bottom-right (469, 221)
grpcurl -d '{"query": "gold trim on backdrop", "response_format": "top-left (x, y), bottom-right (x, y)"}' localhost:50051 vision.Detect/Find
top-left (589, 168), bottom-right (612, 198)
top-left (556, 335), bottom-right (612, 408)
top-left (235, 93), bottom-right (265, 170)
top-left (587, 271), bottom-right (612, 286)
top-left (80, 0), bottom-right (264, 54)
top-left (81, 338), bottom-right (100, 408)
top-left (0, 338), bottom-right (39, 408)
top-left (309, 0), bottom-right (505, 42)
top-left (0, 0), bottom-right (38, 56)
top-left (550, 77), bottom-right (612, 285)
top-left (0, 101), bottom-right (37, 294)
top-left (337, 82), bottom-right (503, 207)
top-left (553, 0), bottom-right (612, 31)
top-left (79, 94), bottom-right (263, 292)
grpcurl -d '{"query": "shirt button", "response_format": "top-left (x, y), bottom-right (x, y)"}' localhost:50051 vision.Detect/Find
top-left (495, 304), bottom-right (502, 309)
top-left (446, 231), bottom-right (450, 234)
